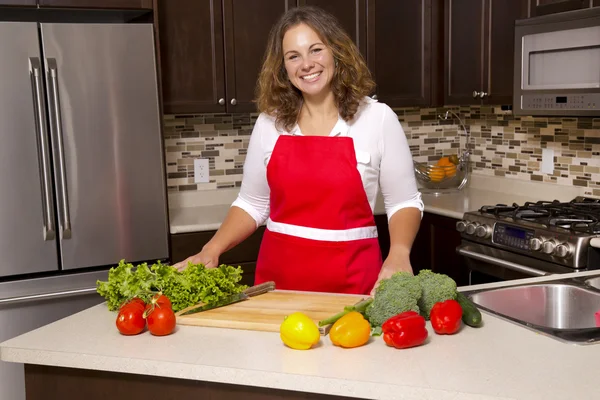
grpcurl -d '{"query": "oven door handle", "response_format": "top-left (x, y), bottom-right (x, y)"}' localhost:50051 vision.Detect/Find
top-left (457, 247), bottom-right (552, 277)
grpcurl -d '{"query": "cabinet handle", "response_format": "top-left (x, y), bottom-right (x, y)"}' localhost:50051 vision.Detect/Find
top-left (472, 90), bottom-right (488, 99)
top-left (218, 98), bottom-right (225, 105)
top-left (230, 98), bottom-right (237, 105)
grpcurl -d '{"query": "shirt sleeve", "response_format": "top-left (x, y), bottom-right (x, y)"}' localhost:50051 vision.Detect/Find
top-left (378, 105), bottom-right (425, 220)
top-left (230, 114), bottom-right (271, 227)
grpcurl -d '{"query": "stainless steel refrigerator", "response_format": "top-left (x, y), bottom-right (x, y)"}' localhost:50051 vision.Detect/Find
top-left (0, 22), bottom-right (169, 400)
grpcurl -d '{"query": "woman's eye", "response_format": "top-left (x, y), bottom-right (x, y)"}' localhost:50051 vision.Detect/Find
top-left (288, 55), bottom-right (298, 60)
top-left (312, 48), bottom-right (322, 54)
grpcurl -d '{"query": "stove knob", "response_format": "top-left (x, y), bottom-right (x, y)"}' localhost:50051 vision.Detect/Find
top-left (530, 238), bottom-right (543, 251)
top-left (475, 224), bottom-right (491, 238)
top-left (466, 222), bottom-right (478, 235)
top-left (456, 220), bottom-right (467, 233)
top-left (555, 243), bottom-right (572, 258)
top-left (542, 240), bottom-right (556, 255)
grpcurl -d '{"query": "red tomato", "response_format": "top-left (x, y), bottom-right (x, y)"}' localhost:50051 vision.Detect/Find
top-left (145, 306), bottom-right (176, 336)
top-left (121, 297), bottom-right (146, 311)
top-left (151, 293), bottom-right (172, 309)
top-left (116, 306), bottom-right (145, 335)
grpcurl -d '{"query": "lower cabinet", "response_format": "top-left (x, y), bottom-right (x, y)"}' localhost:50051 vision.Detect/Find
top-left (170, 227), bottom-right (265, 287)
top-left (410, 212), bottom-right (468, 286)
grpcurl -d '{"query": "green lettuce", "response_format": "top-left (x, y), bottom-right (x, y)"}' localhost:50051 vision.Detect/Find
top-left (96, 260), bottom-right (248, 312)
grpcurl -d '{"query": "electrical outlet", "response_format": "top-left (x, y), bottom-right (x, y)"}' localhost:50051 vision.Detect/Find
top-left (194, 158), bottom-right (210, 183)
top-left (541, 148), bottom-right (554, 175)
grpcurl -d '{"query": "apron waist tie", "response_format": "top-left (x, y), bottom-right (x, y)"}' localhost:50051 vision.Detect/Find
top-left (266, 218), bottom-right (378, 242)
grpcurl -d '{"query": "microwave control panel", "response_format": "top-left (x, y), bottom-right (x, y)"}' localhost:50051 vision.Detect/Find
top-left (522, 94), bottom-right (600, 111)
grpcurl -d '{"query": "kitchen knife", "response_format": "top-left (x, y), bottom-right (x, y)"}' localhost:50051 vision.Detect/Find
top-left (179, 281), bottom-right (276, 316)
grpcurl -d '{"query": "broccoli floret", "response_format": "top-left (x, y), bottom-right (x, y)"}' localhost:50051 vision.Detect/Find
top-left (365, 271), bottom-right (422, 327)
top-left (416, 269), bottom-right (457, 320)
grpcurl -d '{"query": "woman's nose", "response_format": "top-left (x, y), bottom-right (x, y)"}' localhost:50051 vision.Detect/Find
top-left (301, 57), bottom-right (315, 70)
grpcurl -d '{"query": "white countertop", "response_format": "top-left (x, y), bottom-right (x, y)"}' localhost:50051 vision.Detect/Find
top-left (168, 174), bottom-right (589, 234)
top-left (2, 270), bottom-right (600, 400)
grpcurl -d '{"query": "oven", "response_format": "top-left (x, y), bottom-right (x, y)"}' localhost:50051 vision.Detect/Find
top-left (458, 240), bottom-right (578, 285)
top-left (456, 198), bottom-right (600, 285)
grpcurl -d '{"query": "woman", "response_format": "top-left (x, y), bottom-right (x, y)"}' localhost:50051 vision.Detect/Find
top-left (174, 6), bottom-right (424, 295)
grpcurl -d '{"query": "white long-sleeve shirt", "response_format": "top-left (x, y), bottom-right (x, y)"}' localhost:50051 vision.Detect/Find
top-left (231, 97), bottom-right (424, 227)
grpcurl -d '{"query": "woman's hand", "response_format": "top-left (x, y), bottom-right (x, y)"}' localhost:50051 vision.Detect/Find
top-left (172, 245), bottom-right (221, 271)
top-left (369, 256), bottom-right (414, 296)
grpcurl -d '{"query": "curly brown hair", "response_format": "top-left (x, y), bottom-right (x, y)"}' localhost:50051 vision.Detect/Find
top-left (256, 6), bottom-right (376, 132)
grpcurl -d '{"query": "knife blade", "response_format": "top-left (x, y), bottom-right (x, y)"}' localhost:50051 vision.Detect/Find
top-left (179, 292), bottom-right (249, 316)
top-left (178, 281), bottom-right (276, 316)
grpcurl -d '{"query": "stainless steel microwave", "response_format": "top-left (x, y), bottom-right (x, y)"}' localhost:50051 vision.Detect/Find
top-left (513, 7), bottom-right (600, 116)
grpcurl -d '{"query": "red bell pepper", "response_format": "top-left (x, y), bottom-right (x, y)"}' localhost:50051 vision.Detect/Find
top-left (430, 299), bottom-right (463, 335)
top-left (381, 311), bottom-right (428, 349)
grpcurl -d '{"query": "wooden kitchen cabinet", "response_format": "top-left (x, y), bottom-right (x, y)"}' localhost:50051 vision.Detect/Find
top-left (444, 0), bottom-right (529, 106)
top-left (170, 226), bottom-right (266, 286)
top-left (409, 212), bottom-right (468, 286)
top-left (529, 0), bottom-right (588, 16)
top-left (367, 0), bottom-right (443, 107)
top-left (38, 0), bottom-right (153, 8)
top-left (157, 0), bottom-right (294, 114)
top-left (297, 0), bottom-right (367, 56)
top-left (0, 0), bottom-right (36, 5)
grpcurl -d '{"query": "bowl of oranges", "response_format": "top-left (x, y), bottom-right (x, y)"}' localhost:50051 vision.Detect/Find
top-left (413, 154), bottom-right (469, 195)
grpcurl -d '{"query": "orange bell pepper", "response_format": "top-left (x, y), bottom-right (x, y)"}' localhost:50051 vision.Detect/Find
top-left (329, 311), bottom-right (371, 348)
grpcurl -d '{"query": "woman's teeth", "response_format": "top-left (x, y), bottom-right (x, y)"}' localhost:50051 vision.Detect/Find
top-left (301, 72), bottom-right (321, 81)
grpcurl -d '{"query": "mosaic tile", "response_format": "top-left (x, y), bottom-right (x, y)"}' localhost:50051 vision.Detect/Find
top-left (164, 107), bottom-right (600, 192)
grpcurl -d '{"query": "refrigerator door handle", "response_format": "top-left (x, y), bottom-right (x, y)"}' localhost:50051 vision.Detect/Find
top-left (0, 287), bottom-right (97, 306)
top-left (29, 57), bottom-right (56, 241)
top-left (46, 58), bottom-right (71, 240)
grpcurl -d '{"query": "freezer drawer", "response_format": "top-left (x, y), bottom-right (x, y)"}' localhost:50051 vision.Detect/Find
top-left (0, 22), bottom-right (60, 277)
top-left (40, 23), bottom-right (169, 270)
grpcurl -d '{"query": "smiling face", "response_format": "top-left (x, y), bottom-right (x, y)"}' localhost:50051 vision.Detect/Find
top-left (282, 23), bottom-right (335, 99)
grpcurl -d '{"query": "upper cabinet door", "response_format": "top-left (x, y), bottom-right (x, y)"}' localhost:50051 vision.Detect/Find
top-left (444, 0), bottom-right (485, 105)
top-left (297, 0), bottom-right (367, 56)
top-left (39, 0), bottom-right (153, 8)
top-left (222, 0), bottom-right (295, 113)
top-left (0, 0), bottom-right (36, 5)
top-left (157, 0), bottom-right (225, 114)
top-left (367, 0), bottom-right (438, 107)
top-left (484, 0), bottom-right (529, 105)
top-left (529, 0), bottom-right (588, 16)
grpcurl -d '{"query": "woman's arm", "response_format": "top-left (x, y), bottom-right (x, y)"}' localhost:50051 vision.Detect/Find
top-left (173, 115), bottom-right (272, 270)
top-left (370, 105), bottom-right (424, 293)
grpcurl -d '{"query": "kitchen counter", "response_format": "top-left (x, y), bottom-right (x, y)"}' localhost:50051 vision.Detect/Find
top-left (168, 174), bottom-right (588, 234)
top-left (2, 270), bottom-right (600, 400)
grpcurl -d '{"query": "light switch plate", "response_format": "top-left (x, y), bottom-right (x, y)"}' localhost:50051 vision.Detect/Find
top-left (194, 158), bottom-right (210, 183)
top-left (541, 148), bottom-right (554, 175)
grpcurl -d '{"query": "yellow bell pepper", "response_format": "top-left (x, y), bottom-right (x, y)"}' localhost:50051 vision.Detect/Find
top-left (280, 312), bottom-right (320, 350)
top-left (329, 311), bottom-right (371, 348)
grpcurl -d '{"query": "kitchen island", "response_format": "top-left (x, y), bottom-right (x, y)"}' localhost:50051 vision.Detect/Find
top-left (1, 271), bottom-right (599, 400)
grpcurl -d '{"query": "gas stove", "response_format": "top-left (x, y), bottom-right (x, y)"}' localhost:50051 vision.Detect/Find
top-left (456, 197), bottom-right (600, 272)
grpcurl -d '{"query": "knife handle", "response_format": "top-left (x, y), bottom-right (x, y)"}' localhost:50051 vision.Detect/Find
top-left (243, 281), bottom-right (275, 297)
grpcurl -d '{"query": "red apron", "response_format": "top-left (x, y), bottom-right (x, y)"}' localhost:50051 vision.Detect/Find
top-left (254, 134), bottom-right (382, 295)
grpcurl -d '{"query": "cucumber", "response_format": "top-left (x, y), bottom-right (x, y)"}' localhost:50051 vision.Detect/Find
top-left (456, 291), bottom-right (483, 327)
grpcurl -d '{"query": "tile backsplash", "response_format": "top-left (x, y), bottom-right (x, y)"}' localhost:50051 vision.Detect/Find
top-left (164, 105), bottom-right (600, 196)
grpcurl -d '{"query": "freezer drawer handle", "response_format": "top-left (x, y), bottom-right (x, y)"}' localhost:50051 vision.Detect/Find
top-left (29, 57), bottom-right (56, 241)
top-left (0, 287), bottom-right (98, 306)
top-left (46, 58), bottom-right (72, 240)
top-left (457, 247), bottom-right (551, 277)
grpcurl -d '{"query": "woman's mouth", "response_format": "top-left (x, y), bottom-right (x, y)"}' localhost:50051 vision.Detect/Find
top-left (301, 72), bottom-right (322, 82)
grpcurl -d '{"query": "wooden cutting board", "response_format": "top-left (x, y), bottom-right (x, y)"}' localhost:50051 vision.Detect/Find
top-left (175, 290), bottom-right (365, 333)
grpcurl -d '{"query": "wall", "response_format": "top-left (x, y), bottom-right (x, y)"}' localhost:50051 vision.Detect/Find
top-left (164, 105), bottom-right (600, 197)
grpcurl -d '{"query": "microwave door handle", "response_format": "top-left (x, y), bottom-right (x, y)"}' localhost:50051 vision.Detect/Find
top-left (30, 58), bottom-right (56, 241)
top-left (46, 58), bottom-right (71, 240)
top-left (457, 247), bottom-right (551, 277)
